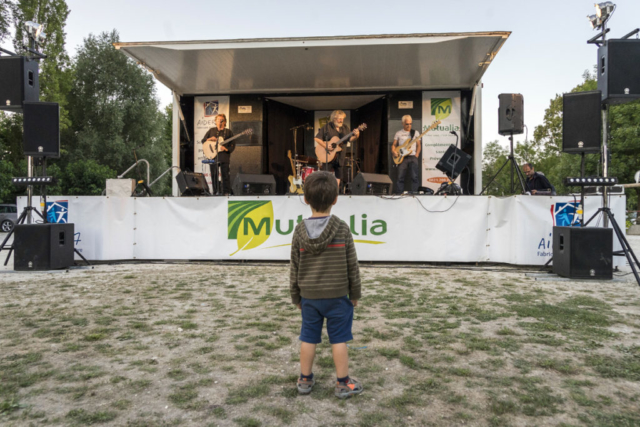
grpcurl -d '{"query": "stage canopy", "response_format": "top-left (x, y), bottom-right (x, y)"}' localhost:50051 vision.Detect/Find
top-left (114, 32), bottom-right (510, 95)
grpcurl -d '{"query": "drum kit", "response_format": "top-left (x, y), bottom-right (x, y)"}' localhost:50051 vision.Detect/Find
top-left (294, 154), bottom-right (318, 184)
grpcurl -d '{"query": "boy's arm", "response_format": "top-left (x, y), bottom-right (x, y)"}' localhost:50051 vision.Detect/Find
top-left (345, 228), bottom-right (361, 301)
top-left (289, 229), bottom-right (301, 305)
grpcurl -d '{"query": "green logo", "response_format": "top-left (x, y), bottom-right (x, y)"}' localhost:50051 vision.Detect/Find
top-left (431, 98), bottom-right (452, 121)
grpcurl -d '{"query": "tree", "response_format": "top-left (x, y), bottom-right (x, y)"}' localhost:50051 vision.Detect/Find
top-left (0, 0), bottom-right (12, 44)
top-left (66, 30), bottom-right (170, 195)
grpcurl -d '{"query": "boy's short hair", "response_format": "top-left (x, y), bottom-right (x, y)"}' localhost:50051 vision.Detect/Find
top-left (304, 172), bottom-right (338, 212)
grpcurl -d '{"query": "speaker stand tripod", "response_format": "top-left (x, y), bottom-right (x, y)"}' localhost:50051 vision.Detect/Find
top-left (480, 133), bottom-right (527, 195)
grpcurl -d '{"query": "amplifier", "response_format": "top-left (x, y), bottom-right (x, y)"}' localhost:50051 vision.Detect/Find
top-left (14, 223), bottom-right (75, 271)
top-left (552, 226), bottom-right (613, 280)
top-left (175, 171), bottom-right (210, 196)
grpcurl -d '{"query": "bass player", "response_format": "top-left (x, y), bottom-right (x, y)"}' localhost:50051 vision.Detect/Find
top-left (202, 114), bottom-right (235, 195)
top-left (391, 115), bottom-right (421, 194)
top-left (314, 110), bottom-right (360, 187)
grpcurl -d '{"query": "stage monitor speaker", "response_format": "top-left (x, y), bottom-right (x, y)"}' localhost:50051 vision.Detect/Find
top-left (232, 173), bottom-right (276, 195)
top-left (435, 145), bottom-right (471, 180)
top-left (598, 39), bottom-right (640, 105)
top-left (175, 171), bottom-right (211, 196)
top-left (351, 173), bottom-right (393, 195)
top-left (23, 102), bottom-right (60, 158)
top-left (14, 223), bottom-right (75, 271)
top-left (552, 226), bottom-right (612, 280)
top-left (562, 91), bottom-right (601, 154)
top-left (498, 93), bottom-right (524, 135)
top-left (0, 56), bottom-right (39, 112)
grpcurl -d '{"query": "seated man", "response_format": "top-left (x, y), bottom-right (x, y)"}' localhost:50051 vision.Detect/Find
top-left (522, 163), bottom-right (555, 195)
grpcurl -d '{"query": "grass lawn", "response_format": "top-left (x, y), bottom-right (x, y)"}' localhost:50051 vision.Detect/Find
top-left (1, 263), bottom-right (639, 426)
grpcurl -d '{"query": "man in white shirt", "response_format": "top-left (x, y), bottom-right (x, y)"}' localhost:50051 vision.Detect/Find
top-left (391, 115), bottom-right (421, 194)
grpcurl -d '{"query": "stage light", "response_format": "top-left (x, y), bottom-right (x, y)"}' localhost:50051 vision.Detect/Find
top-left (12, 176), bottom-right (56, 186)
top-left (587, 14), bottom-right (601, 29)
top-left (563, 176), bottom-right (618, 186)
top-left (24, 21), bottom-right (44, 40)
top-left (595, 2), bottom-right (615, 20)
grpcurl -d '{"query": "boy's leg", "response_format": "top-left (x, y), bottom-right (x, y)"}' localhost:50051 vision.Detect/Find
top-left (300, 342), bottom-right (317, 376)
top-left (331, 342), bottom-right (349, 378)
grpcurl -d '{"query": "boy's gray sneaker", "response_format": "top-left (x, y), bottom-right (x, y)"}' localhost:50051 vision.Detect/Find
top-left (334, 378), bottom-right (363, 399)
top-left (297, 377), bottom-right (315, 395)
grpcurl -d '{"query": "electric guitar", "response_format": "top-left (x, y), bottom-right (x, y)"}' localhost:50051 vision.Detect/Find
top-left (287, 150), bottom-right (304, 194)
top-left (315, 124), bottom-right (367, 164)
top-left (392, 120), bottom-right (441, 165)
top-left (202, 129), bottom-right (253, 159)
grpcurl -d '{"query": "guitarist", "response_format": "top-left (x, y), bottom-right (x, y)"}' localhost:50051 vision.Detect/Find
top-left (391, 115), bottom-right (421, 194)
top-left (202, 114), bottom-right (235, 195)
top-left (314, 110), bottom-right (360, 187)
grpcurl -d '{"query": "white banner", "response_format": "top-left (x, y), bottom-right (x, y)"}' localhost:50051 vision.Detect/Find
top-left (193, 96), bottom-right (230, 190)
top-left (19, 195), bottom-right (626, 267)
top-left (421, 91), bottom-right (462, 192)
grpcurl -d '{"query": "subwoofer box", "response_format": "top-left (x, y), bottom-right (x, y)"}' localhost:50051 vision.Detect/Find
top-left (552, 226), bottom-right (613, 280)
top-left (351, 173), bottom-right (393, 195)
top-left (14, 223), bottom-right (75, 271)
top-left (232, 173), bottom-right (276, 195)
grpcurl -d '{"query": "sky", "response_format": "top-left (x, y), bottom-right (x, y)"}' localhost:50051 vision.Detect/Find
top-left (17, 1), bottom-right (640, 149)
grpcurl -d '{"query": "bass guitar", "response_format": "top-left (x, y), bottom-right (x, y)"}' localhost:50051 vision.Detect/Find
top-left (203, 128), bottom-right (253, 159)
top-left (315, 123), bottom-right (367, 164)
top-left (392, 120), bottom-right (441, 165)
top-left (287, 150), bottom-right (304, 195)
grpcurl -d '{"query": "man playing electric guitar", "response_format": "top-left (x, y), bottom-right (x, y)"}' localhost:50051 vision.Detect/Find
top-left (392, 115), bottom-right (421, 194)
top-left (314, 110), bottom-right (360, 187)
top-left (202, 114), bottom-right (234, 195)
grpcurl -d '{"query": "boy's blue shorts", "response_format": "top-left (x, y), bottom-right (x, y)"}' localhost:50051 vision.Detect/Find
top-left (299, 296), bottom-right (354, 344)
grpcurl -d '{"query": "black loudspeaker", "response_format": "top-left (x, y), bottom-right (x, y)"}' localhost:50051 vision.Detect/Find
top-left (0, 56), bottom-right (39, 112)
top-left (552, 226), bottom-right (613, 280)
top-left (175, 171), bottom-right (211, 196)
top-left (14, 223), bottom-right (75, 271)
top-left (230, 145), bottom-right (263, 182)
top-left (435, 145), bottom-right (472, 180)
top-left (23, 102), bottom-right (60, 158)
top-left (562, 91), bottom-right (602, 153)
top-left (498, 94), bottom-right (524, 135)
top-left (232, 173), bottom-right (276, 195)
top-left (351, 173), bottom-right (393, 195)
top-left (598, 39), bottom-right (640, 105)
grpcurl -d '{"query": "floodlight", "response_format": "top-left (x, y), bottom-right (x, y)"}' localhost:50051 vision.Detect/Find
top-left (595, 2), bottom-right (615, 20)
top-left (36, 32), bottom-right (46, 44)
top-left (24, 21), bottom-right (44, 39)
top-left (587, 14), bottom-right (601, 29)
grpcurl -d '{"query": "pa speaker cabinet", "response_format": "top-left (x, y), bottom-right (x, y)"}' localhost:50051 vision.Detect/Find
top-left (0, 56), bottom-right (39, 112)
top-left (175, 171), bottom-right (210, 196)
top-left (232, 173), bottom-right (276, 195)
top-left (23, 102), bottom-right (60, 158)
top-left (552, 226), bottom-right (613, 280)
top-left (598, 39), bottom-right (640, 105)
top-left (498, 93), bottom-right (524, 135)
top-left (351, 173), bottom-right (393, 195)
top-left (435, 145), bottom-right (471, 180)
top-left (14, 223), bottom-right (75, 271)
top-left (562, 91), bottom-right (602, 154)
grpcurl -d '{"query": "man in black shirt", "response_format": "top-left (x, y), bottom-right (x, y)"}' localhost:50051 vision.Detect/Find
top-left (202, 114), bottom-right (235, 195)
top-left (314, 110), bottom-right (359, 187)
top-left (523, 163), bottom-right (555, 195)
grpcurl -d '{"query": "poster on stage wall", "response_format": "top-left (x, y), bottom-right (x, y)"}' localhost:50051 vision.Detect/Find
top-left (194, 96), bottom-right (230, 190)
top-left (421, 91), bottom-right (462, 192)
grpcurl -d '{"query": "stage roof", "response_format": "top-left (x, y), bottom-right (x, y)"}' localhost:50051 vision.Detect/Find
top-left (114, 32), bottom-right (510, 96)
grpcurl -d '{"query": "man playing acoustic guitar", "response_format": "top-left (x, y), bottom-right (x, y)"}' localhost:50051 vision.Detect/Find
top-left (202, 114), bottom-right (235, 195)
top-left (314, 110), bottom-right (360, 187)
top-left (391, 115), bottom-right (421, 194)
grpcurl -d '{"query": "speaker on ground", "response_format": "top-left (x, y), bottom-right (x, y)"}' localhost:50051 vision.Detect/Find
top-left (552, 226), bottom-right (613, 279)
top-left (498, 94), bottom-right (524, 135)
top-left (0, 56), bottom-right (39, 112)
top-left (232, 173), bottom-right (276, 195)
top-left (351, 173), bottom-right (393, 195)
top-left (562, 91), bottom-right (601, 154)
top-left (175, 171), bottom-right (211, 196)
top-left (14, 223), bottom-right (75, 271)
top-left (23, 102), bottom-right (60, 158)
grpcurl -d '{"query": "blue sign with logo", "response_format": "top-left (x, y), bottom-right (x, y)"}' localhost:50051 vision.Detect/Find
top-left (552, 202), bottom-right (580, 227)
top-left (46, 200), bottom-right (68, 223)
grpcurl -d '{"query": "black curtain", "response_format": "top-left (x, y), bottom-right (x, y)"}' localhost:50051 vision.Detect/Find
top-left (353, 98), bottom-right (385, 174)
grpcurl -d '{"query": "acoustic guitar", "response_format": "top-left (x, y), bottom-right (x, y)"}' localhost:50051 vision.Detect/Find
top-left (315, 123), bottom-right (367, 164)
top-left (202, 129), bottom-right (253, 159)
top-left (287, 150), bottom-right (304, 194)
top-left (392, 120), bottom-right (441, 165)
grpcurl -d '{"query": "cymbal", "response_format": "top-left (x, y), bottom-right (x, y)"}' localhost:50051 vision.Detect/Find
top-left (295, 155), bottom-right (318, 165)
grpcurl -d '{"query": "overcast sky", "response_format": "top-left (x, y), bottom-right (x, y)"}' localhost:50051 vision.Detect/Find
top-left (24, 1), bottom-right (640, 149)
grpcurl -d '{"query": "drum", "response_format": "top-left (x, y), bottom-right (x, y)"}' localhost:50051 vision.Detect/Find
top-left (301, 166), bottom-right (316, 182)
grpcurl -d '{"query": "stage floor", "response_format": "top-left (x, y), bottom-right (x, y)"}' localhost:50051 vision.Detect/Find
top-left (18, 194), bottom-right (626, 266)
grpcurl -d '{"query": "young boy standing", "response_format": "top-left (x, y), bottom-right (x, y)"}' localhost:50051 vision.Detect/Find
top-left (289, 171), bottom-right (363, 399)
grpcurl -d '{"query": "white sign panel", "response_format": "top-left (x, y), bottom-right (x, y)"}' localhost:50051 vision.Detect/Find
top-left (421, 91), bottom-right (462, 192)
top-left (193, 96), bottom-right (230, 189)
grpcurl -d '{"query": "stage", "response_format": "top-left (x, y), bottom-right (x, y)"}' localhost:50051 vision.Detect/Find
top-left (19, 194), bottom-right (626, 266)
